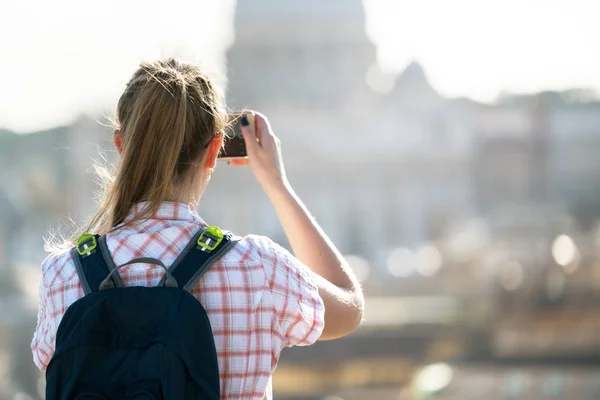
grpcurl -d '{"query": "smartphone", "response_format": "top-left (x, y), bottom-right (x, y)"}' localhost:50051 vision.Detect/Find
top-left (219, 112), bottom-right (255, 160)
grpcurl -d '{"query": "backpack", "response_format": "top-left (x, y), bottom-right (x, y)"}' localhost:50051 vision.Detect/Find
top-left (45, 226), bottom-right (238, 400)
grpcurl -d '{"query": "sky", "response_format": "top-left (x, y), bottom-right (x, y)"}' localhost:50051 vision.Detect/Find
top-left (1, 0), bottom-right (598, 133)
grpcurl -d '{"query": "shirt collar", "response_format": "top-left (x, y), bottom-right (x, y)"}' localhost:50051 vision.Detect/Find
top-left (123, 201), bottom-right (207, 225)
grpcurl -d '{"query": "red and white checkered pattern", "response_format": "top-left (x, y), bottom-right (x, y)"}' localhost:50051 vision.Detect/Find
top-left (32, 202), bottom-right (325, 399)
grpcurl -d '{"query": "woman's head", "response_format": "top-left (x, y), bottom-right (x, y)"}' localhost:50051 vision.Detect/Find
top-left (109, 58), bottom-right (228, 223)
top-left (48, 58), bottom-right (228, 251)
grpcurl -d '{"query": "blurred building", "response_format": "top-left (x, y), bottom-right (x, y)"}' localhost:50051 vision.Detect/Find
top-left (0, 118), bottom-right (108, 266)
top-left (221, 0), bottom-right (600, 292)
top-left (219, 0), bottom-right (476, 272)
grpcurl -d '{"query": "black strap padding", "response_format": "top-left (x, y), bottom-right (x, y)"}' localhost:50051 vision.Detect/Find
top-left (158, 229), bottom-right (239, 291)
top-left (98, 235), bottom-right (124, 287)
top-left (72, 234), bottom-right (122, 295)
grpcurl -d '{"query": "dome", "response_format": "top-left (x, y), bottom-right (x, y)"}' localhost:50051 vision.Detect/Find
top-left (234, 0), bottom-right (364, 20)
top-left (232, 0), bottom-right (370, 44)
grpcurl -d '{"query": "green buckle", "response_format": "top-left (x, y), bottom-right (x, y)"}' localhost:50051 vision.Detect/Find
top-left (76, 233), bottom-right (98, 256)
top-left (197, 226), bottom-right (224, 251)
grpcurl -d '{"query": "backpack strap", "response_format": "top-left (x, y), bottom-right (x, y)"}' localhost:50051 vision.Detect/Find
top-left (71, 234), bottom-right (124, 295)
top-left (158, 226), bottom-right (239, 291)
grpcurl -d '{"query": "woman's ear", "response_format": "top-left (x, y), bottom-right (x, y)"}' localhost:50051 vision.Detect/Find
top-left (113, 129), bottom-right (124, 155)
top-left (204, 133), bottom-right (224, 169)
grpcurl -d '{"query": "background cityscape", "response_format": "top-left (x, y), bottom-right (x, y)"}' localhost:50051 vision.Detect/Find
top-left (2, 0), bottom-right (600, 399)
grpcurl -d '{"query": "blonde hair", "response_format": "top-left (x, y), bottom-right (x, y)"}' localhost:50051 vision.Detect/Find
top-left (46, 58), bottom-right (228, 252)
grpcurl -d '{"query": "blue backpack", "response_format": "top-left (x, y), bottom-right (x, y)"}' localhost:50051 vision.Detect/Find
top-left (45, 226), bottom-right (238, 400)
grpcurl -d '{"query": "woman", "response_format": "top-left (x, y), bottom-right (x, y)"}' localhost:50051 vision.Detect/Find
top-left (31, 58), bottom-right (364, 399)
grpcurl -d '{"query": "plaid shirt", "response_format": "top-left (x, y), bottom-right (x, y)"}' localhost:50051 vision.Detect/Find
top-left (32, 202), bottom-right (325, 399)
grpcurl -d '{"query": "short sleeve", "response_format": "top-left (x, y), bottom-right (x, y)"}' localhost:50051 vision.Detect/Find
top-left (31, 271), bottom-right (54, 371)
top-left (31, 250), bottom-right (73, 371)
top-left (255, 236), bottom-right (325, 348)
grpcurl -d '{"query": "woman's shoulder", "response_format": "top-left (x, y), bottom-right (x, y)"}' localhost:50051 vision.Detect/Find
top-left (230, 234), bottom-right (291, 264)
top-left (231, 234), bottom-right (315, 285)
top-left (40, 248), bottom-right (77, 288)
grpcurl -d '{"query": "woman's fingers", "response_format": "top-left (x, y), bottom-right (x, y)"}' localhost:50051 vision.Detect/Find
top-left (254, 112), bottom-right (275, 147)
top-left (228, 158), bottom-right (250, 166)
top-left (240, 113), bottom-right (260, 156)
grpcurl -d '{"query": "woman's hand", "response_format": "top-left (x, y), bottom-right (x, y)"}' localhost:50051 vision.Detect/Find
top-left (229, 111), bottom-right (289, 194)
